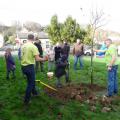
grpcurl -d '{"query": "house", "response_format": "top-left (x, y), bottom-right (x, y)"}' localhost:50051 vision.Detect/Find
top-left (16, 31), bottom-right (51, 51)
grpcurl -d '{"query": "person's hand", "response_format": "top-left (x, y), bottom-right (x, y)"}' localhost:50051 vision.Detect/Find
top-left (93, 49), bottom-right (97, 52)
top-left (44, 55), bottom-right (48, 61)
top-left (108, 66), bottom-right (112, 71)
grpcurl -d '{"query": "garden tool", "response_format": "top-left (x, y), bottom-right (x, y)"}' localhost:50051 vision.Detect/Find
top-left (36, 80), bottom-right (57, 92)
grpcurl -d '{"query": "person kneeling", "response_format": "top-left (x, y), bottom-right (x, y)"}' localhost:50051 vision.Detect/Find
top-left (55, 55), bottom-right (69, 88)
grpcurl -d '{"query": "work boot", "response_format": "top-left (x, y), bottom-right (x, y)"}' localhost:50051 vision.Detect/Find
top-left (56, 83), bottom-right (62, 88)
top-left (56, 78), bottom-right (62, 88)
top-left (24, 99), bottom-right (31, 105)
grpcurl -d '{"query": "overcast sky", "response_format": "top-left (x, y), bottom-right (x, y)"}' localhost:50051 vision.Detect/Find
top-left (0, 0), bottom-right (120, 32)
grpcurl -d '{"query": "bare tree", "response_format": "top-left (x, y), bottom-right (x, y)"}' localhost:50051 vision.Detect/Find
top-left (89, 8), bottom-right (107, 84)
top-left (23, 21), bottom-right (43, 32)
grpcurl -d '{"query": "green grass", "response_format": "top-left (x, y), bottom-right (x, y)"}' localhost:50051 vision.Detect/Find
top-left (0, 56), bottom-right (120, 120)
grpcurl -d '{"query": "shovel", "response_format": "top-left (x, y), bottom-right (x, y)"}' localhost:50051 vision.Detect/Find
top-left (36, 80), bottom-right (57, 92)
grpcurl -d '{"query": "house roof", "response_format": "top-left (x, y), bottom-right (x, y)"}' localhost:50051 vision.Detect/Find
top-left (38, 32), bottom-right (48, 39)
top-left (18, 32), bottom-right (48, 39)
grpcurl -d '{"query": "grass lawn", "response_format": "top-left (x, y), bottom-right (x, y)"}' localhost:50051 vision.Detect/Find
top-left (0, 55), bottom-right (120, 120)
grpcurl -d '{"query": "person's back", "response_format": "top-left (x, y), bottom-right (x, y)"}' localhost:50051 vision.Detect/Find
top-left (21, 42), bottom-right (38, 66)
top-left (21, 34), bottom-right (48, 105)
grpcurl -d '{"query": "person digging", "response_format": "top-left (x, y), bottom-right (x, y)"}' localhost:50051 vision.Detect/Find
top-left (55, 55), bottom-right (70, 88)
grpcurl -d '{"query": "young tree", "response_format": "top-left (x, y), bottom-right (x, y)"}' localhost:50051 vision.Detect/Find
top-left (61, 16), bottom-right (87, 43)
top-left (75, 23), bottom-right (87, 43)
top-left (61, 16), bottom-right (76, 43)
top-left (89, 8), bottom-right (107, 84)
top-left (46, 15), bottom-right (62, 44)
top-left (84, 25), bottom-right (92, 45)
top-left (46, 15), bottom-right (87, 44)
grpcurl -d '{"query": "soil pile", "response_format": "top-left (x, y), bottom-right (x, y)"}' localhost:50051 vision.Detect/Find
top-left (44, 83), bottom-right (105, 102)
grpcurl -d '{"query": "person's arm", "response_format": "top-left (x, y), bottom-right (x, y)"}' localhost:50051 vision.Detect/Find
top-left (33, 45), bottom-right (48, 62)
top-left (94, 49), bottom-right (106, 53)
top-left (35, 55), bottom-right (48, 62)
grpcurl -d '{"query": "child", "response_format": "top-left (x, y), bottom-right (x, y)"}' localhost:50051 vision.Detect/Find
top-left (5, 48), bottom-right (16, 79)
top-left (47, 47), bottom-right (55, 71)
top-left (55, 55), bottom-right (69, 88)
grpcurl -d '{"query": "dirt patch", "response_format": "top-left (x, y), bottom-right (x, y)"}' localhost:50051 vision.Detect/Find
top-left (44, 83), bottom-right (105, 102)
top-left (44, 83), bottom-right (120, 112)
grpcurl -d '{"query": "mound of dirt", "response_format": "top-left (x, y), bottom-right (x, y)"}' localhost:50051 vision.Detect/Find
top-left (44, 83), bottom-right (120, 112)
top-left (44, 83), bottom-right (105, 102)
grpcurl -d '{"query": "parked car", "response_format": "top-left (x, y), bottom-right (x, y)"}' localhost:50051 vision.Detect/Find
top-left (84, 48), bottom-right (92, 56)
top-left (84, 44), bottom-right (103, 56)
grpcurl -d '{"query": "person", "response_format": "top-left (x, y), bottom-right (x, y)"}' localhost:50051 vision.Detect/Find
top-left (21, 34), bottom-right (48, 105)
top-left (18, 41), bottom-right (27, 77)
top-left (47, 47), bottom-right (55, 71)
top-left (34, 37), bottom-right (44, 72)
top-left (5, 48), bottom-right (16, 79)
top-left (73, 39), bottom-right (84, 70)
top-left (61, 41), bottom-right (70, 60)
top-left (55, 55), bottom-right (69, 88)
top-left (54, 42), bottom-right (62, 62)
top-left (96, 42), bottom-right (107, 57)
top-left (18, 40), bottom-right (27, 60)
top-left (95, 39), bottom-right (119, 97)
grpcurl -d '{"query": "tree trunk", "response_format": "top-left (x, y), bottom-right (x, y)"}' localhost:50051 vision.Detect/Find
top-left (90, 29), bottom-right (95, 84)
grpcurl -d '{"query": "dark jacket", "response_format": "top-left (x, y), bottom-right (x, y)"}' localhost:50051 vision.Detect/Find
top-left (73, 43), bottom-right (84, 56)
top-left (54, 46), bottom-right (62, 61)
top-left (61, 43), bottom-right (70, 58)
top-left (55, 55), bottom-right (67, 78)
top-left (34, 42), bottom-right (43, 56)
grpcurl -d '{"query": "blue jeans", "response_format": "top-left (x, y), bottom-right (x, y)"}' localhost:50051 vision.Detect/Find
top-left (22, 64), bottom-right (37, 103)
top-left (6, 69), bottom-right (15, 79)
top-left (74, 55), bottom-right (83, 70)
top-left (107, 65), bottom-right (118, 96)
